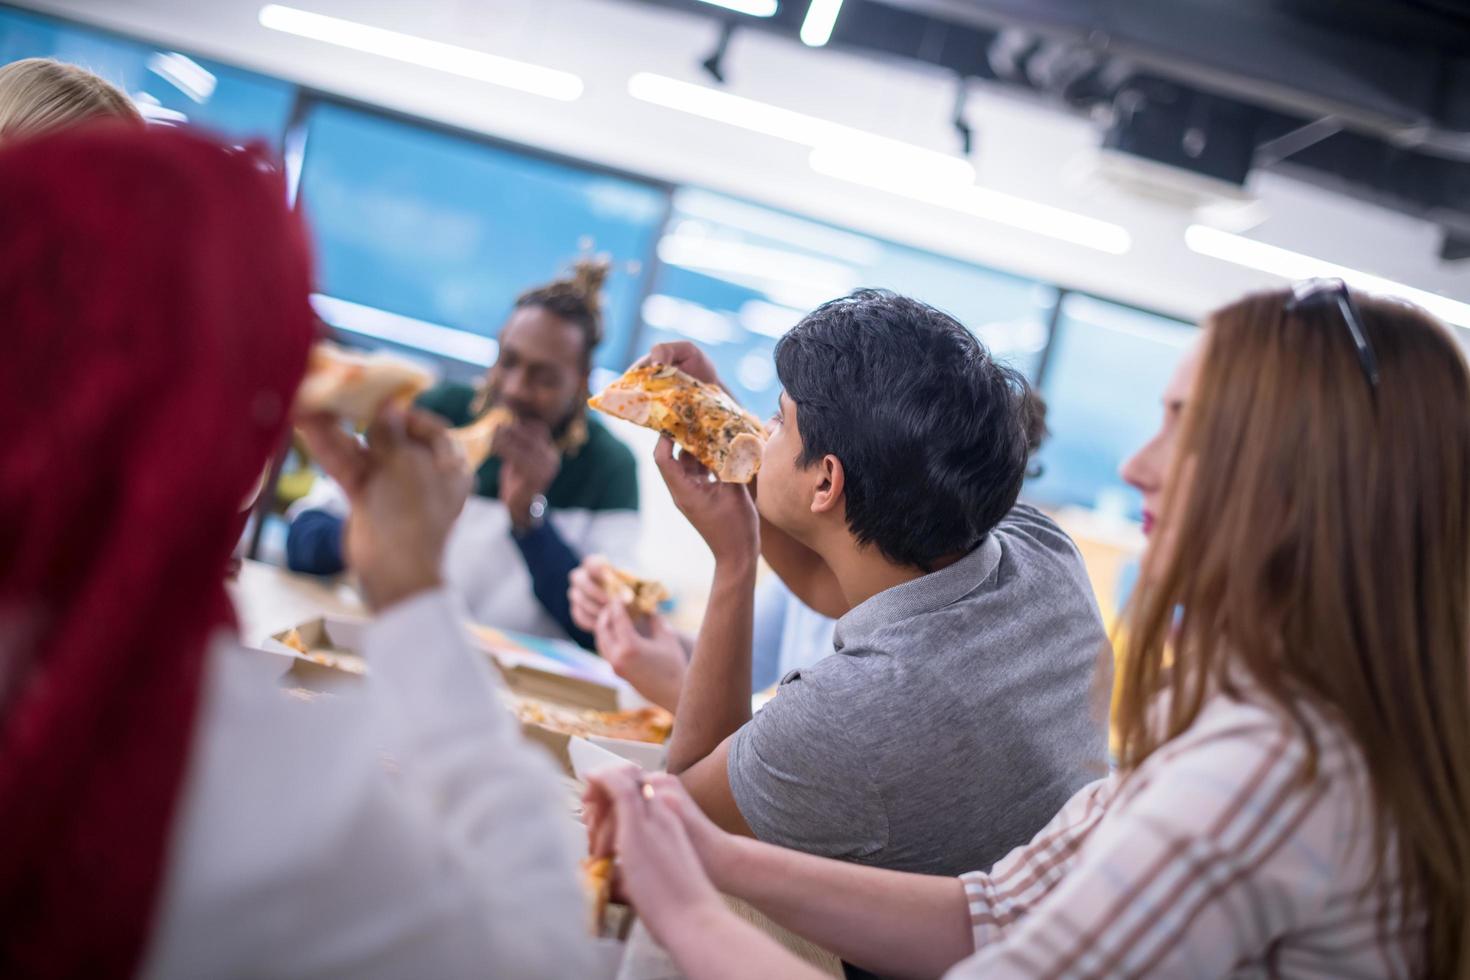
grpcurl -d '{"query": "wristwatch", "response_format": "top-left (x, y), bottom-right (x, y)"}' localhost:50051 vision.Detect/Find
top-left (513, 494), bottom-right (548, 536)
top-left (528, 493), bottom-right (548, 524)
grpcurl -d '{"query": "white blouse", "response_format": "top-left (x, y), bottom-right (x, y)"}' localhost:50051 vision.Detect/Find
top-left (143, 589), bottom-right (597, 979)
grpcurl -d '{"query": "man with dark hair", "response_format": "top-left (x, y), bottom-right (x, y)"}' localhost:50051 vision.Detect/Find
top-left (651, 289), bottom-right (1108, 878)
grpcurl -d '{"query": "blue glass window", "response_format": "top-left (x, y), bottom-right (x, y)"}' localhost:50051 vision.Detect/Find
top-left (636, 189), bottom-right (1056, 418)
top-left (296, 102), bottom-right (667, 370)
top-left (0, 7), bottom-right (296, 145)
top-left (1027, 294), bottom-right (1196, 517)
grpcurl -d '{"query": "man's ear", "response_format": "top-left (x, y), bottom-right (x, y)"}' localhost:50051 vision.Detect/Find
top-left (810, 454), bottom-right (844, 515)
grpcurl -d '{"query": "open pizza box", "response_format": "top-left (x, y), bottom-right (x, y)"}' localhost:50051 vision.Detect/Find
top-left (261, 616), bottom-right (669, 777)
top-left (261, 616), bottom-right (369, 686)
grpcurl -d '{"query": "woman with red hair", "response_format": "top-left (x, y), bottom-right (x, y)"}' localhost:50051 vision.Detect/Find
top-left (0, 126), bottom-right (594, 978)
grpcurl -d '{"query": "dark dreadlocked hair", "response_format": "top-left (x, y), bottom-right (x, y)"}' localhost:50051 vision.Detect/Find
top-left (512, 256), bottom-right (610, 371)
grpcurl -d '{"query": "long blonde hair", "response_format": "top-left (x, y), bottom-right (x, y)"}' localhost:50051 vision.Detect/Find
top-left (0, 58), bottom-right (141, 141)
top-left (1116, 288), bottom-right (1470, 977)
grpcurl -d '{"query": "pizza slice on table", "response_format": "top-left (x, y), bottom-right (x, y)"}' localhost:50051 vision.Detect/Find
top-left (293, 342), bottom-right (433, 427)
top-left (588, 363), bottom-right (765, 483)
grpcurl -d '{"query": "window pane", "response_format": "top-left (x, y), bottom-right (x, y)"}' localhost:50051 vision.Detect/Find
top-left (0, 8), bottom-right (296, 144)
top-left (1028, 294), bottom-right (1196, 517)
top-left (297, 102), bottom-right (667, 370)
top-left (637, 189), bottom-right (1056, 418)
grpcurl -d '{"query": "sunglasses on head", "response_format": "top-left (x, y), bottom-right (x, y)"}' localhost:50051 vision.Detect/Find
top-left (1284, 278), bottom-right (1380, 390)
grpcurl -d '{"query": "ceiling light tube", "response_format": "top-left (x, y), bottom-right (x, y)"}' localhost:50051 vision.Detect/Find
top-left (628, 72), bottom-right (973, 185)
top-left (694, 0), bottom-right (779, 15)
top-left (1184, 224), bottom-right (1470, 329)
top-left (810, 146), bottom-right (1132, 254)
top-left (258, 4), bottom-right (583, 101)
top-left (800, 0), bottom-right (844, 47)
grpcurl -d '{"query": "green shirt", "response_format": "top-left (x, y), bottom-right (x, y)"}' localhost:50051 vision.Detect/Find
top-left (415, 383), bottom-right (639, 514)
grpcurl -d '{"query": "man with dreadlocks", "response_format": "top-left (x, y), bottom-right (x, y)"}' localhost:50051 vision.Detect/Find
top-left (286, 259), bottom-right (640, 647)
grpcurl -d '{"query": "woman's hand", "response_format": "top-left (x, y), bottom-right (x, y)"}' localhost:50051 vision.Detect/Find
top-left (297, 405), bottom-right (469, 610)
top-left (584, 766), bottom-right (732, 942)
top-left (584, 767), bottom-right (737, 887)
top-left (594, 601), bottom-right (688, 712)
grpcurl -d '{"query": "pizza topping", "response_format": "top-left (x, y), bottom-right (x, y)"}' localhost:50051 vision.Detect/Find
top-left (588, 363), bottom-right (766, 483)
top-left (599, 565), bottom-right (669, 617)
top-left (513, 700), bottom-right (673, 744)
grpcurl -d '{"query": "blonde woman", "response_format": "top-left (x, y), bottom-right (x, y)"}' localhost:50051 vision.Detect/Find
top-left (589, 283), bottom-right (1470, 979)
top-left (0, 57), bottom-right (140, 140)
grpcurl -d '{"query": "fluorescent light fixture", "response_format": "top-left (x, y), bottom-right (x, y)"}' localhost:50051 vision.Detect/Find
top-left (147, 52), bottom-right (216, 103)
top-left (1063, 294), bottom-right (1197, 347)
top-left (674, 189), bottom-right (883, 265)
top-left (259, 4), bottom-right (583, 101)
top-left (800, 0), bottom-right (844, 46)
top-left (809, 146), bottom-right (1133, 254)
top-left (628, 72), bottom-right (973, 186)
top-left (739, 298), bottom-right (807, 338)
top-left (694, 0), bottom-right (779, 15)
top-left (658, 234), bottom-right (857, 293)
top-left (630, 73), bottom-right (1124, 253)
top-left (1184, 225), bottom-right (1470, 329)
top-left (130, 92), bottom-right (189, 125)
top-left (641, 294), bottom-right (740, 345)
top-left (311, 294), bottom-right (499, 365)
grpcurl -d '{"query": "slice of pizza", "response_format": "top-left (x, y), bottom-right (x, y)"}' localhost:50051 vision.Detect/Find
top-left (294, 342), bottom-right (434, 427)
top-left (600, 564), bottom-right (669, 617)
top-left (446, 406), bottom-right (514, 472)
top-left (581, 856), bottom-right (613, 935)
top-left (512, 699), bottom-right (674, 745)
top-left (588, 364), bottom-right (765, 483)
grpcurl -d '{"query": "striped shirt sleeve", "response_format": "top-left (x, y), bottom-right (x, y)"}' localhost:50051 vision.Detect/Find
top-left (948, 721), bottom-right (1346, 979)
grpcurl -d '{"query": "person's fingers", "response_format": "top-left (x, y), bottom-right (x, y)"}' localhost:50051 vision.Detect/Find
top-left (571, 593), bottom-right (602, 633)
top-left (652, 435), bottom-right (683, 486)
top-left (364, 401), bottom-right (407, 453)
top-left (677, 448), bottom-right (711, 479)
top-left (571, 571), bottom-right (610, 612)
top-left (605, 599), bottom-right (639, 647)
top-left (296, 415), bottom-right (368, 493)
top-left (645, 342), bottom-right (681, 366)
top-left (587, 764), bottom-right (644, 807)
top-left (594, 604), bottom-right (617, 653)
top-left (402, 407), bottom-right (448, 444)
top-left (646, 772), bottom-right (683, 794)
top-left (646, 613), bottom-right (673, 640)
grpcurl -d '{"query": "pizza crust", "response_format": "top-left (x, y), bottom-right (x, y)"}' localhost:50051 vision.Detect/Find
top-left (294, 342), bottom-right (434, 427)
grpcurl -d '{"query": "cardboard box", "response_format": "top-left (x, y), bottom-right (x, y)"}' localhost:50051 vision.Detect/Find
top-left (260, 616), bottom-right (667, 777)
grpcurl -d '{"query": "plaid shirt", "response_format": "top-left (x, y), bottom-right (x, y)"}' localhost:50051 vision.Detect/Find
top-left (951, 692), bottom-right (1424, 979)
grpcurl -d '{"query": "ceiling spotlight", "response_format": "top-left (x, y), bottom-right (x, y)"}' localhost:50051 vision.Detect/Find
top-left (701, 21), bottom-right (737, 85)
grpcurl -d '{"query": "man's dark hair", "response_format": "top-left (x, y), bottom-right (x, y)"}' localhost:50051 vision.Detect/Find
top-left (513, 256), bottom-right (609, 370)
top-left (774, 289), bottom-right (1045, 570)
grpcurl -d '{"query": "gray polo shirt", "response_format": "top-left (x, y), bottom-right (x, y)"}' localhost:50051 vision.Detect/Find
top-left (727, 505), bottom-right (1110, 877)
